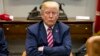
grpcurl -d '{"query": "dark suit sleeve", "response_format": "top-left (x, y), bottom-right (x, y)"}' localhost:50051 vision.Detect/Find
top-left (0, 28), bottom-right (9, 56)
top-left (43, 29), bottom-right (72, 56)
top-left (25, 28), bottom-right (45, 56)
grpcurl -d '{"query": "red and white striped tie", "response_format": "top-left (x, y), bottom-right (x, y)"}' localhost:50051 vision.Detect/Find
top-left (47, 27), bottom-right (54, 47)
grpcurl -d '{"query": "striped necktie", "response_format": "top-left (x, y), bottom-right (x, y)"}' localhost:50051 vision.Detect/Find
top-left (47, 27), bottom-right (54, 47)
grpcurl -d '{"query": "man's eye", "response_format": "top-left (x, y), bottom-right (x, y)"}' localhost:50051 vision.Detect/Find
top-left (45, 12), bottom-right (50, 14)
top-left (52, 12), bottom-right (57, 14)
top-left (44, 11), bottom-right (58, 15)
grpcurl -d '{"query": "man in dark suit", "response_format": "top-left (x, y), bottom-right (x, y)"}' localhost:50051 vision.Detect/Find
top-left (0, 28), bottom-right (9, 56)
top-left (25, 1), bottom-right (72, 56)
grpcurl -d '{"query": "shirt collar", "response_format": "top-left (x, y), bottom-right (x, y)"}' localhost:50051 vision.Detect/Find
top-left (43, 23), bottom-right (54, 31)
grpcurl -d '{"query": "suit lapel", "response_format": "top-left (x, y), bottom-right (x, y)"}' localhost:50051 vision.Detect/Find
top-left (39, 21), bottom-right (62, 46)
top-left (53, 23), bottom-right (61, 44)
top-left (39, 23), bottom-right (48, 45)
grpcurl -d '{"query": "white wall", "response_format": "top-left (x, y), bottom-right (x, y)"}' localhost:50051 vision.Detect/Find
top-left (63, 0), bottom-right (96, 19)
top-left (3, 0), bottom-right (96, 19)
top-left (0, 0), bottom-right (4, 13)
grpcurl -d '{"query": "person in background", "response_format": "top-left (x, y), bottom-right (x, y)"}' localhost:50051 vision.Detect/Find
top-left (85, 36), bottom-right (100, 56)
top-left (0, 28), bottom-right (9, 56)
top-left (75, 44), bottom-right (86, 56)
top-left (25, 1), bottom-right (72, 56)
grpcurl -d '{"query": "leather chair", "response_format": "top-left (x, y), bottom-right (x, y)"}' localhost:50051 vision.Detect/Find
top-left (22, 51), bottom-right (26, 56)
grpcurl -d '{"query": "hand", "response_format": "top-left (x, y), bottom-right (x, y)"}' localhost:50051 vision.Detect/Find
top-left (38, 46), bottom-right (44, 52)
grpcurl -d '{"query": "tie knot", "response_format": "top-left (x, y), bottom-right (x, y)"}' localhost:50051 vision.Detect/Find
top-left (48, 27), bottom-right (52, 30)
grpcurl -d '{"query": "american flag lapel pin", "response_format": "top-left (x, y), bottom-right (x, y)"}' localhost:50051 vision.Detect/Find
top-left (55, 29), bottom-right (59, 32)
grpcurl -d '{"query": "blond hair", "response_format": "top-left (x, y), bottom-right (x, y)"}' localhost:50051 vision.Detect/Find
top-left (40, 1), bottom-right (59, 10)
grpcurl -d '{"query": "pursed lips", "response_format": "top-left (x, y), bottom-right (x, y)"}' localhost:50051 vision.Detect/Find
top-left (48, 20), bottom-right (54, 22)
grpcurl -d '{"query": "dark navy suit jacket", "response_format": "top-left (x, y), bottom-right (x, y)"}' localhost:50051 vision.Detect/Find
top-left (26, 21), bottom-right (72, 56)
top-left (0, 28), bottom-right (8, 56)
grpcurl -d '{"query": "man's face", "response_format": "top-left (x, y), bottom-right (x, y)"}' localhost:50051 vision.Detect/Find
top-left (41, 6), bottom-right (59, 27)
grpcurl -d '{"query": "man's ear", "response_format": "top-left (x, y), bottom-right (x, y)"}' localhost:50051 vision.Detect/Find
top-left (40, 11), bottom-right (43, 19)
top-left (40, 11), bottom-right (42, 15)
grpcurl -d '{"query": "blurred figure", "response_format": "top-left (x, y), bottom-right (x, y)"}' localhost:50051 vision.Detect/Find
top-left (0, 28), bottom-right (9, 56)
top-left (86, 36), bottom-right (100, 56)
